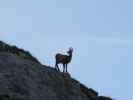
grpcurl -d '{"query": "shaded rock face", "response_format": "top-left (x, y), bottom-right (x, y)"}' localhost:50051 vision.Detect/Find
top-left (0, 41), bottom-right (40, 63)
top-left (97, 96), bottom-right (113, 100)
top-left (0, 53), bottom-right (91, 100)
top-left (0, 53), bottom-right (113, 100)
top-left (0, 41), bottom-right (113, 100)
top-left (80, 83), bottom-right (98, 100)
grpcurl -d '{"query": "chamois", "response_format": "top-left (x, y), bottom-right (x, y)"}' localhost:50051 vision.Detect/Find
top-left (55, 47), bottom-right (73, 73)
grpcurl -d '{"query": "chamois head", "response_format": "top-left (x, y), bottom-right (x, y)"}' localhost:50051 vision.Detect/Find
top-left (67, 47), bottom-right (73, 54)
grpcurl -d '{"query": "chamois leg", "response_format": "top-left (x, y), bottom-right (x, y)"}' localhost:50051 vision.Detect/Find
top-left (63, 64), bottom-right (65, 73)
top-left (63, 64), bottom-right (67, 73)
top-left (55, 63), bottom-right (60, 71)
top-left (66, 64), bottom-right (68, 73)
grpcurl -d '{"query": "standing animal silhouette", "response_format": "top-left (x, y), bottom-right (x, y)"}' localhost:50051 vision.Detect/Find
top-left (55, 47), bottom-right (73, 73)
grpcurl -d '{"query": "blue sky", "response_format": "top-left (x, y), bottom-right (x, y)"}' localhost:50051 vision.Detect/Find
top-left (0, 0), bottom-right (133, 99)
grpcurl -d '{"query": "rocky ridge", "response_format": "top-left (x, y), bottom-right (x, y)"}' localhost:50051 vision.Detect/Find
top-left (0, 41), bottom-right (113, 100)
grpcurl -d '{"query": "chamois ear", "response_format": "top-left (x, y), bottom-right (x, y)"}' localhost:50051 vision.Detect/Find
top-left (69, 47), bottom-right (73, 52)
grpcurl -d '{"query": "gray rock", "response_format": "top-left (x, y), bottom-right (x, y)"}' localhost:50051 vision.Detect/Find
top-left (0, 52), bottom-right (91, 100)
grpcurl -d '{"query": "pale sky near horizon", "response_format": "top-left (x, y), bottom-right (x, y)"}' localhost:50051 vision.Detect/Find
top-left (0, 0), bottom-right (133, 100)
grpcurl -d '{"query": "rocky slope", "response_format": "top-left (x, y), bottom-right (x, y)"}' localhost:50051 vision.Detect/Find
top-left (0, 41), bottom-right (113, 100)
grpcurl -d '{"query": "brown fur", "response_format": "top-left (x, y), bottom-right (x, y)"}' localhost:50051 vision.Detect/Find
top-left (55, 48), bottom-right (73, 73)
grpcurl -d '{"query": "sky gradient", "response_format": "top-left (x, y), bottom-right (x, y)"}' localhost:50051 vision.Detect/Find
top-left (0, 0), bottom-right (133, 99)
